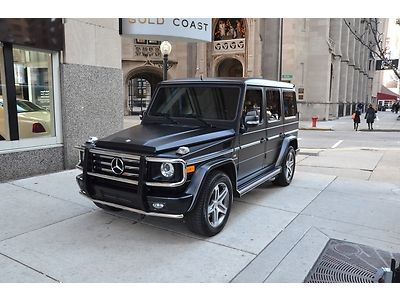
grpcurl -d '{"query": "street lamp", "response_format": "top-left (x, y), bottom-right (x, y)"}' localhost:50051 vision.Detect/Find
top-left (160, 41), bottom-right (172, 80)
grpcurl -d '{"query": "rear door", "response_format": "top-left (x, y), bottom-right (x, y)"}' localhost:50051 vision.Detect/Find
top-left (237, 87), bottom-right (265, 180)
top-left (265, 88), bottom-right (284, 167)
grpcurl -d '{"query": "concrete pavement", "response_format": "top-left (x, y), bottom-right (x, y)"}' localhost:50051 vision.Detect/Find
top-left (1, 112), bottom-right (400, 282)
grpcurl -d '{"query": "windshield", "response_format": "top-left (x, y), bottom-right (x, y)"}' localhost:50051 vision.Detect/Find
top-left (148, 85), bottom-right (240, 121)
top-left (17, 100), bottom-right (46, 113)
top-left (0, 99), bottom-right (46, 113)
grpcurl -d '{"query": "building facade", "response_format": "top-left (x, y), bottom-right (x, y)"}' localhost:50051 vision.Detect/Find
top-left (0, 19), bottom-right (123, 181)
top-left (1, 18), bottom-right (386, 181)
top-left (282, 18), bottom-right (383, 121)
top-left (122, 18), bottom-right (282, 115)
top-left (122, 18), bottom-right (383, 121)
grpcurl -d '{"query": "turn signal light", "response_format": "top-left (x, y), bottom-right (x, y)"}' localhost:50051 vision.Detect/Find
top-left (186, 165), bottom-right (195, 174)
top-left (32, 123), bottom-right (46, 133)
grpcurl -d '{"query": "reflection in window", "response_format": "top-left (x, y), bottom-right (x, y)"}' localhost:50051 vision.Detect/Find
top-left (128, 77), bottom-right (152, 115)
top-left (243, 89), bottom-right (262, 124)
top-left (283, 91), bottom-right (297, 117)
top-left (266, 89), bottom-right (281, 121)
top-left (0, 46), bottom-right (8, 140)
top-left (13, 48), bottom-right (55, 139)
top-left (149, 86), bottom-right (240, 120)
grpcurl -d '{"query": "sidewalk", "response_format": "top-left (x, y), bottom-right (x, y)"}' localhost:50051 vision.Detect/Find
top-left (300, 111), bottom-right (400, 131)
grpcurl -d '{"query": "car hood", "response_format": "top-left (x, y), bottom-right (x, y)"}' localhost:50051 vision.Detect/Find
top-left (18, 111), bottom-right (51, 124)
top-left (95, 124), bottom-right (235, 154)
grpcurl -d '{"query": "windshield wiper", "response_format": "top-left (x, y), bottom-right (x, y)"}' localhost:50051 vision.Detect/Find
top-left (151, 113), bottom-right (179, 124)
top-left (180, 114), bottom-right (215, 128)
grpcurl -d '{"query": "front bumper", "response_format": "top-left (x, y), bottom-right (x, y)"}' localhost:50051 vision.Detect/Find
top-left (76, 174), bottom-right (193, 218)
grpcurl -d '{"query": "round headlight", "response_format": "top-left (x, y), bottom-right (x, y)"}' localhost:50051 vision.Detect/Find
top-left (160, 162), bottom-right (175, 178)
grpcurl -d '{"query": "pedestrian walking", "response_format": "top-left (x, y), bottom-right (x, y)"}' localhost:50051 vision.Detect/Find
top-left (395, 101), bottom-right (399, 114)
top-left (352, 108), bottom-right (361, 131)
top-left (365, 104), bottom-right (376, 130)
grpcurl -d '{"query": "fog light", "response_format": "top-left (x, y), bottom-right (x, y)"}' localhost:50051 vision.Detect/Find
top-left (160, 162), bottom-right (174, 178)
top-left (152, 202), bottom-right (165, 209)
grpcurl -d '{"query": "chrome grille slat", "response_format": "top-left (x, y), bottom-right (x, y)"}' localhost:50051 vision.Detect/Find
top-left (88, 148), bottom-right (141, 185)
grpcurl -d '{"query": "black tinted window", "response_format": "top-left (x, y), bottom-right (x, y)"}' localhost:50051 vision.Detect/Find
top-left (243, 89), bottom-right (263, 123)
top-left (149, 86), bottom-right (240, 120)
top-left (266, 89), bottom-right (281, 121)
top-left (283, 91), bottom-right (297, 117)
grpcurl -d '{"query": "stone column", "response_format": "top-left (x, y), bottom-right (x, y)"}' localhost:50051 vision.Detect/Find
top-left (352, 19), bottom-right (361, 111)
top-left (328, 18), bottom-right (342, 119)
top-left (62, 19), bottom-right (123, 169)
top-left (346, 18), bottom-right (355, 115)
top-left (260, 18), bottom-right (281, 80)
top-left (338, 18), bottom-right (349, 117)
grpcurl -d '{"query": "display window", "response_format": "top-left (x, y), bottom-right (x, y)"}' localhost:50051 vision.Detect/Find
top-left (0, 43), bottom-right (61, 151)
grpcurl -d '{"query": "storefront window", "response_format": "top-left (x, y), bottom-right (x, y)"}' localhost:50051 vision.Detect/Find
top-left (13, 48), bottom-right (55, 139)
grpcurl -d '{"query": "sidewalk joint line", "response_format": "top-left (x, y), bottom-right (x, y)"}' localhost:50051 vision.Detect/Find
top-left (0, 252), bottom-right (61, 283)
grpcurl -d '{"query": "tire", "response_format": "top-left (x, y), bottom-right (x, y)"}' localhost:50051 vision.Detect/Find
top-left (185, 171), bottom-right (233, 237)
top-left (274, 146), bottom-right (296, 186)
top-left (93, 201), bottom-right (123, 211)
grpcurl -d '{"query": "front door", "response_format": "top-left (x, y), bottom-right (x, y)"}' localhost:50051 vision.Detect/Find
top-left (237, 87), bottom-right (265, 180)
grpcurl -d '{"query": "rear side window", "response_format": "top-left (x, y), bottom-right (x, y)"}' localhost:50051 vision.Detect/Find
top-left (266, 89), bottom-right (281, 122)
top-left (283, 91), bottom-right (297, 118)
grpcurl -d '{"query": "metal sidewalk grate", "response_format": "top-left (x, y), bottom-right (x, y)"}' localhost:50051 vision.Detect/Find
top-left (305, 239), bottom-right (400, 283)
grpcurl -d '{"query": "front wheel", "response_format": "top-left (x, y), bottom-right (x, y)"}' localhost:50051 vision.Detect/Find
top-left (274, 146), bottom-right (296, 186)
top-left (185, 171), bottom-right (233, 237)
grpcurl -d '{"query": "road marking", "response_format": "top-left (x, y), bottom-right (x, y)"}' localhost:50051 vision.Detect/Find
top-left (331, 140), bottom-right (343, 149)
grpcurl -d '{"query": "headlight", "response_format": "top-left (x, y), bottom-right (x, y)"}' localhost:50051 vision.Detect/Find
top-left (160, 162), bottom-right (174, 178)
top-left (146, 158), bottom-right (186, 186)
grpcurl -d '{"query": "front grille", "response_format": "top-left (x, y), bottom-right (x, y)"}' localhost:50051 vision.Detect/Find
top-left (88, 148), bottom-right (141, 186)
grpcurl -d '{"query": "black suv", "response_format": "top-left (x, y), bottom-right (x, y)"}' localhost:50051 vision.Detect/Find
top-left (76, 78), bottom-right (299, 236)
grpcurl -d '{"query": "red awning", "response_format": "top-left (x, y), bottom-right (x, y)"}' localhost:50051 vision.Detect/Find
top-left (377, 92), bottom-right (399, 100)
top-left (377, 86), bottom-right (400, 100)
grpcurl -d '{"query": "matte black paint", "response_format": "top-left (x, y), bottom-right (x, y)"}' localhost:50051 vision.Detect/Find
top-left (76, 78), bottom-right (299, 217)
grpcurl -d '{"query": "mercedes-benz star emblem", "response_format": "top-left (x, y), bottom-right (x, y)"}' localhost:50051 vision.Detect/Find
top-left (111, 158), bottom-right (125, 175)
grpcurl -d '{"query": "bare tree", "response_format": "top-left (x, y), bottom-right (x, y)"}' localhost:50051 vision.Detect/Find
top-left (344, 18), bottom-right (400, 80)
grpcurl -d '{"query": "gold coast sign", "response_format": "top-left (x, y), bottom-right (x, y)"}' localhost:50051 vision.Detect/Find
top-left (121, 18), bottom-right (212, 42)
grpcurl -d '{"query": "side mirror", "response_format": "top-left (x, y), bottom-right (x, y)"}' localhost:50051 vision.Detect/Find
top-left (140, 110), bottom-right (147, 120)
top-left (244, 111), bottom-right (260, 127)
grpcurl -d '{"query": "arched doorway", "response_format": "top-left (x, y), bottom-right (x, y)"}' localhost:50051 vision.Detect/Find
top-left (216, 58), bottom-right (243, 77)
top-left (126, 67), bottom-right (163, 115)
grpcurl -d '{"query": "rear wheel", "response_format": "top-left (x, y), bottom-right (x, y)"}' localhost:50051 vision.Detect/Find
top-left (185, 171), bottom-right (233, 237)
top-left (93, 201), bottom-right (123, 211)
top-left (274, 146), bottom-right (296, 186)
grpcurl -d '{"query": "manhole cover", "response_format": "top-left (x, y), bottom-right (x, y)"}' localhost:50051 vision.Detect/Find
top-left (304, 239), bottom-right (400, 283)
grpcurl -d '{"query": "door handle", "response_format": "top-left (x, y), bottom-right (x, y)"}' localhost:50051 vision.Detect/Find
top-left (260, 137), bottom-right (266, 143)
top-left (279, 133), bottom-right (285, 138)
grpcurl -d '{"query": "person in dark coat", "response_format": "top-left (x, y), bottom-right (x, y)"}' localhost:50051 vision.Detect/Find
top-left (352, 108), bottom-right (361, 131)
top-left (365, 104), bottom-right (376, 130)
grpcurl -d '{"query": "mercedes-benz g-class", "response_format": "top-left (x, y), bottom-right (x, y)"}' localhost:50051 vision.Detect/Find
top-left (76, 78), bottom-right (299, 236)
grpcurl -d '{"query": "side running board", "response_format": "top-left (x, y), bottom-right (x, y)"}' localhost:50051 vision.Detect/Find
top-left (237, 167), bottom-right (282, 197)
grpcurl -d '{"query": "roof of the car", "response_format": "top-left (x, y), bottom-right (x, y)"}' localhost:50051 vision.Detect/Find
top-left (161, 77), bottom-right (295, 89)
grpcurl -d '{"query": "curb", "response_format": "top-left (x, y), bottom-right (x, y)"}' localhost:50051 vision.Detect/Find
top-left (299, 127), bottom-right (333, 131)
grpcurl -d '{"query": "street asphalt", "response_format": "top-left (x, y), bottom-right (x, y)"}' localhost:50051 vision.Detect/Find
top-left (1, 111), bottom-right (400, 283)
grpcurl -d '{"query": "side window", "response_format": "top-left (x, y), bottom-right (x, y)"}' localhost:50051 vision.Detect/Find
top-left (243, 89), bottom-right (263, 124)
top-left (283, 91), bottom-right (297, 118)
top-left (266, 89), bottom-right (281, 122)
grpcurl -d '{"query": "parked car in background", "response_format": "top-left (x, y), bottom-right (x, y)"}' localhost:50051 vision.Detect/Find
top-left (0, 99), bottom-right (51, 140)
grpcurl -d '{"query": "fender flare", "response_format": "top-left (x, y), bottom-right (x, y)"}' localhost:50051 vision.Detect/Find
top-left (185, 158), bottom-right (237, 212)
top-left (275, 136), bottom-right (298, 167)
